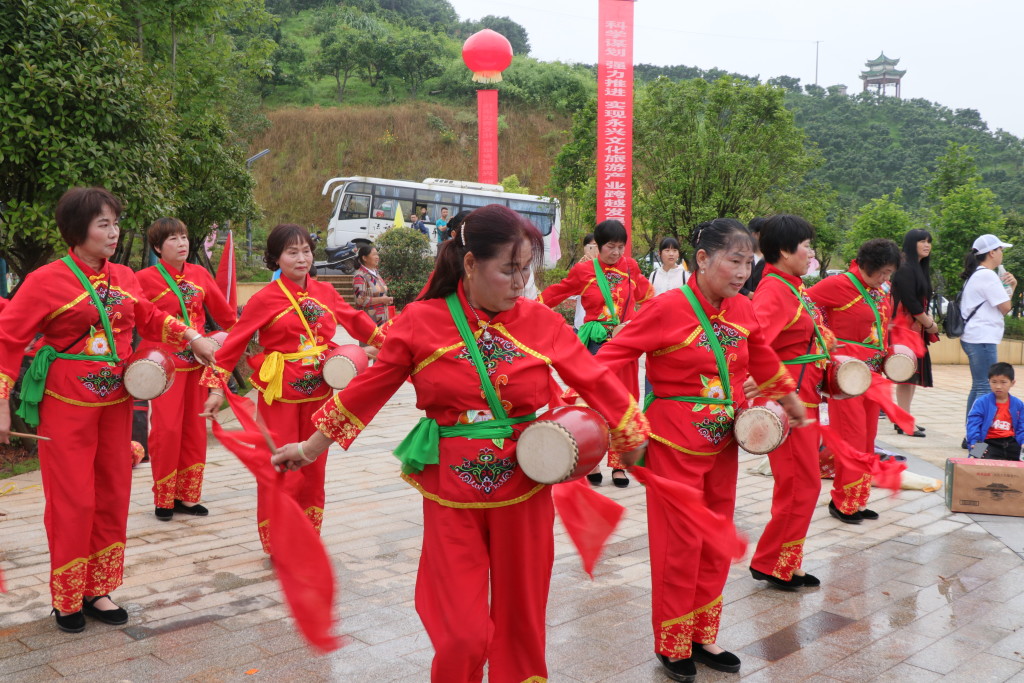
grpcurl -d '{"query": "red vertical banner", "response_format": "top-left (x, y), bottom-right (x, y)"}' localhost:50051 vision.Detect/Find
top-left (596, 0), bottom-right (635, 249)
top-left (477, 89), bottom-right (499, 185)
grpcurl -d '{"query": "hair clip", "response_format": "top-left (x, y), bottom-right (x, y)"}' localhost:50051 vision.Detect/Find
top-left (461, 223), bottom-right (468, 247)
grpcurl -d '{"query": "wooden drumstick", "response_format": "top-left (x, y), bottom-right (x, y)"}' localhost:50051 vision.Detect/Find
top-left (9, 431), bottom-right (51, 441)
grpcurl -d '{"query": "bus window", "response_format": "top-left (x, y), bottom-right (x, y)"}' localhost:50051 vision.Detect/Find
top-left (375, 185), bottom-right (415, 200)
top-left (508, 199), bottom-right (544, 213)
top-left (461, 193), bottom-right (500, 209)
top-left (339, 193), bottom-right (371, 220)
top-left (347, 182), bottom-right (373, 194)
top-left (525, 213), bottom-right (553, 235)
top-left (372, 197), bottom-right (414, 221)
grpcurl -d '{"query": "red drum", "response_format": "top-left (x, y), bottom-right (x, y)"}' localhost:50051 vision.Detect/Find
top-left (206, 331), bottom-right (229, 349)
top-left (823, 355), bottom-right (872, 399)
top-left (883, 344), bottom-right (917, 383)
top-left (516, 406), bottom-right (610, 485)
top-left (322, 344), bottom-right (369, 389)
top-left (734, 397), bottom-right (791, 455)
top-left (123, 348), bottom-right (175, 400)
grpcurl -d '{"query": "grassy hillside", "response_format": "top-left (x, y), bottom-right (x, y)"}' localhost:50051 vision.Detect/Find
top-left (246, 103), bottom-right (571, 234)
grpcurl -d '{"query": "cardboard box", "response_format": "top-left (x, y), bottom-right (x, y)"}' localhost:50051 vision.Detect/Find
top-left (945, 458), bottom-right (1024, 517)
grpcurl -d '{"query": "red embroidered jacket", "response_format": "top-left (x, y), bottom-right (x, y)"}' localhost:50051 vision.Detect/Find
top-left (539, 256), bottom-right (653, 325)
top-left (598, 279), bottom-right (795, 456)
top-left (807, 261), bottom-right (892, 372)
top-left (753, 264), bottom-right (837, 405)
top-left (0, 251), bottom-right (190, 403)
top-left (313, 282), bottom-right (650, 507)
top-left (202, 275), bottom-right (383, 403)
top-left (136, 260), bottom-right (238, 371)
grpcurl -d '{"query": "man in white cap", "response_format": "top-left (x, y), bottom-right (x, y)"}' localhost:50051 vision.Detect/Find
top-left (959, 233), bottom-right (1018, 447)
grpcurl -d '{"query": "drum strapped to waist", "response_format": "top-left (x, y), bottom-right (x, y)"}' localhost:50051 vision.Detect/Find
top-left (822, 354), bottom-right (872, 399)
top-left (515, 406), bottom-right (610, 485)
top-left (123, 348), bottom-right (175, 400)
top-left (206, 330), bottom-right (228, 349)
top-left (734, 397), bottom-right (791, 454)
top-left (322, 344), bottom-right (369, 389)
top-left (883, 344), bottom-right (917, 383)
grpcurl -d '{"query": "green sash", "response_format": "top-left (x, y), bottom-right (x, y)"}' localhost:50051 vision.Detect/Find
top-left (15, 256), bottom-right (119, 427)
top-left (765, 274), bottom-right (830, 365)
top-left (839, 272), bottom-right (884, 352)
top-left (392, 292), bottom-right (536, 474)
top-left (155, 262), bottom-right (191, 326)
top-left (577, 260), bottom-right (620, 346)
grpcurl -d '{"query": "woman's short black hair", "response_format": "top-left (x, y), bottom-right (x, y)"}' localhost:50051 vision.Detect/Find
top-left (658, 236), bottom-right (680, 253)
top-left (855, 238), bottom-right (901, 275)
top-left (264, 224), bottom-right (315, 271)
top-left (759, 214), bottom-right (816, 265)
top-left (689, 218), bottom-right (754, 268)
top-left (55, 187), bottom-right (123, 248)
top-left (582, 232), bottom-right (595, 246)
top-left (594, 220), bottom-right (627, 248)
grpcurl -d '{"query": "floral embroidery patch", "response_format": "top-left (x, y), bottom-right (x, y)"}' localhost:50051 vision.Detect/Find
top-left (455, 333), bottom-right (525, 376)
top-left (696, 322), bottom-right (742, 351)
top-left (83, 327), bottom-right (111, 356)
top-left (605, 271), bottom-right (625, 288)
top-left (174, 346), bottom-right (196, 363)
top-left (450, 448), bottom-right (516, 494)
top-left (692, 414), bottom-right (733, 445)
top-left (299, 298), bottom-right (326, 326)
top-left (693, 375), bottom-right (729, 415)
top-left (288, 370), bottom-right (324, 396)
top-left (78, 366), bottom-right (123, 398)
top-left (91, 282), bottom-right (128, 314)
top-left (176, 279), bottom-right (200, 305)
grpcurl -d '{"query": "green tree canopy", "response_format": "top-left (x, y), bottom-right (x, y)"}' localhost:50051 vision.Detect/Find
top-left (843, 189), bottom-right (917, 261)
top-left (934, 180), bottom-right (1005, 291)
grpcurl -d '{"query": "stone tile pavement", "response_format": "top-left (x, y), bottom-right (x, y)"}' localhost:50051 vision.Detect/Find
top-left (2, 364), bottom-right (1023, 681)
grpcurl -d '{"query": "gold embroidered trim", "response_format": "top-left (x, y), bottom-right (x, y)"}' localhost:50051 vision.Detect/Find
top-left (413, 342), bottom-right (465, 375)
top-left (756, 366), bottom-right (789, 392)
top-left (251, 384), bottom-right (331, 404)
top-left (269, 294), bottom-right (336, 327)
top-left (43, 390), bottom-right (130, 407)
top-left (487, 323), bottom-right (552, 364)
top-left (661, 595), bottom-right (724, 629)
top-left (367, 326), bottom-right (385, 349)
top-left (46, 293), bottom-right (90, 321)
top-left (835, 295), bottom-right (864, 312)
top-left (401, 473), bottom-right (544, 508)
top-left (650, 432), bottom-right (730, 456)
top-left (330, 396), bottom-right (365, 431)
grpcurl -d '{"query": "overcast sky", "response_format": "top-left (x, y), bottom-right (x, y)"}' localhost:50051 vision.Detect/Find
top-left (448, 0), bottom-right (1023, 137)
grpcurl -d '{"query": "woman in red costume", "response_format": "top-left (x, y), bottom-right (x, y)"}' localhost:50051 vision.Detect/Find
top-left (539, 218), bottom-right (653, 487)
top-left (748, 214), bottom-right (835, 590)
top-left (272, 205), bottom-right (650, 683)
top-left (136, 218), bottom-right (237, 520)
top-left (202, 224), bottom-right (383, 553)
top-left (0, 188), bottom-right (218, 633)
top-left (807, 238), bottom-right (901, 524)
top-left (598, 218), bottom-right (807, 682)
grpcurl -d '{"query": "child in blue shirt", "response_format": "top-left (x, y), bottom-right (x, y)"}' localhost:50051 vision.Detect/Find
top-left (966, 362), bottom-right (1024, 461)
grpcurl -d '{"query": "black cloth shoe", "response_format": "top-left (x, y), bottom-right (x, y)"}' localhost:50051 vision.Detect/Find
top-left (155, 506), bottom-right (173, 521)
top-left (859, 508), bottom-right (879, 520)
top-left (962, 438), bottom-right (969, 450)
top-left (828, 500), bottom-right (863, 525)
top-left (82, 596), bottom-right (128, 625)
top-left (611, 469), bottom-right (630, 488)
top-left (750, 567), bottom-right (802, 591)
top-left (795, 571), bottom-right (821, 587)
top-left (656, 653), bottom-right (696, 682)
top-left (51, 608), bottom-right (85, 633)
top-left (586, 472), bottom-right (603, 485)
top-left (894, 425), bottom-right (926, 437)
top-left (692, 643), bottom-right (741, 673)
top-left (173, 500), bottom-right (209, 516)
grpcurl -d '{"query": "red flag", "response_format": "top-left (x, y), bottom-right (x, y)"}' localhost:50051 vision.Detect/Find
top-left (0, 566), bottom-right (6, 593)
top-left (551, 477), bottom-right (625, 578)
top-left (865, 373), bottom-right (915, 434)
top-left (212, 391), bottom-right (341, 653)
top-left (631, 466), bottom-right (748, 562)
top-left (215, 231), bottom-right (238, 311)
top-left (820, 425), bottom-right (905, 494)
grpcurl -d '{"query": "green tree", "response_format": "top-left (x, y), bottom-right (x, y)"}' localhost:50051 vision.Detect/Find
top-left (933, 180), bottom-right (1005, 292)
top-left (0, 0), bottom-right (176, 280)
top-left (389, 26), bottom-right (447, 97)
top-left (924, 142), bottom-right (980, 206)
top-left (457, 15), bottom-right (530, 55)
top-left (313, 27), bottom-right (362, 102)
top-left (767, 75), bottom-right (801, 93)
top-left (376, 225), bottom-right (433, 307)
top-left (843, 189), bottom-right (916, 260)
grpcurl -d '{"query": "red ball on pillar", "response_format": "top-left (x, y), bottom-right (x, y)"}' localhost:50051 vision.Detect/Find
top-left (462, 29), bottom-right (513, 83)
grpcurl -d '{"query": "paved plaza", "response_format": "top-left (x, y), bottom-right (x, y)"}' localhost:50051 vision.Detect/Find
top-left (1, 361), bottom-right (1023, 682)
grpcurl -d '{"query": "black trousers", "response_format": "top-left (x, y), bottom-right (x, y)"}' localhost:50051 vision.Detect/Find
top-left (984, 436), bottom-right (1022, 461)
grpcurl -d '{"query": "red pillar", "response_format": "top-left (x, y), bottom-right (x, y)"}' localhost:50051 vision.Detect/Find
top-left (477, 89), bottom-right (499, 185)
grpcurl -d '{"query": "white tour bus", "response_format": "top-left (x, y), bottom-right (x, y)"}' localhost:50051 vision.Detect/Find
top-left (321, 176), bottom-right (562, 267)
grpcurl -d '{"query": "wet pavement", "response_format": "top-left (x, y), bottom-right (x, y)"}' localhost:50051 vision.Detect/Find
top-left (1, 362), bottom-right (1023, 682)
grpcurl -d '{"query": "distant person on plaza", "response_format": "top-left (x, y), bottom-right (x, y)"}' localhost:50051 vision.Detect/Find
top-left (966, 362), bottom-right (1024, 461)
top-left (648, 236), bottom-right (688, 295)
top-left (807, 238), bottom-right (901, 524)
top-left (572, 233), bottom-right (598, 331)
top-left (959, 234), bottom-right (1017, 445)
top-left (890, 229), bottom-right (940, 433)
top-left (435, 207), bottom-right (450, 242)
top-left (805, 248), bottom-right (821, 278)
top-left (352, 244), bottom-right (393, 327)
top-left (739, 216), bottom-right (767, 298)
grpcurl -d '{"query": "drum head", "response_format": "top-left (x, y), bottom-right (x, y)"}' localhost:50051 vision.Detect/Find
top-left (323, 356), bottom-right (358, 389)
top-left (884, 354), bottom-right (916, 383)
top-left (516, 421), bottom-right (579, 485)
top-left (836, 360), bottom-right (872, 397)
top-left (735, 407), bottom-right (786, 455)
top-left (124, 359), bottom-right (172, 400)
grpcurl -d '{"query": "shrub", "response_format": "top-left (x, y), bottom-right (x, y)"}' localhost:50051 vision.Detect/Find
top-left (376, 227), bottom-right (434, 308)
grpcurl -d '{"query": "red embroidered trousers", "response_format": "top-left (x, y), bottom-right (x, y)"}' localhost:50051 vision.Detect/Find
top-left (751, 408), bottom-right (821, 580)
top-left (150, 368), bottom-right (207, 507)
top-left (828, 394), bottom-right (877, 514)
top-left (647, 439), bottom-right (738, 659)
top-left (416, 489), bottom-right (553, 683)
top-left (255, 396), bottom-right (330, 554)
top-left (38, 396), bottom-right (132, 612)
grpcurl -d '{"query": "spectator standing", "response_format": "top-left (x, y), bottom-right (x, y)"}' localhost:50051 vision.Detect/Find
top-left (960, 234), bottom-right (1017, 444)
top-left (573, 233), bottom-right (598, 331)
top-left (353, 245), bottom-right (393, 327)
top-left (435, 207), bottom-right (450, 243)
top-left (410, 209), bottom-right (429, 238)
top-left (648, 236), bottom-right (688, 296)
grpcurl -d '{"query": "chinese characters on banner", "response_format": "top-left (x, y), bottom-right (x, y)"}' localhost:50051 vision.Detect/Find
top-left (596, 0), bottom-right (635, 248)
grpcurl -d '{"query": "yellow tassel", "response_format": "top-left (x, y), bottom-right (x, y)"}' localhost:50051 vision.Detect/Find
top-left (472, 72), bottom-right (504, 83)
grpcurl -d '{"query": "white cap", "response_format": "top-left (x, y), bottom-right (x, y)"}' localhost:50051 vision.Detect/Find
top-left (972, 234), bottom-right (1012, 254)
